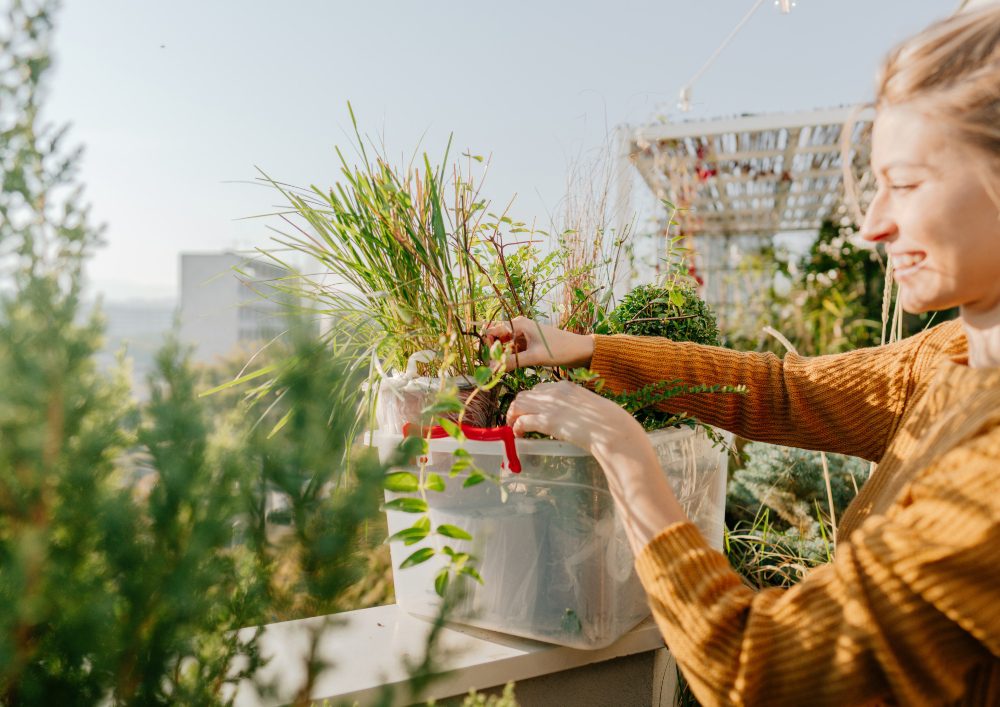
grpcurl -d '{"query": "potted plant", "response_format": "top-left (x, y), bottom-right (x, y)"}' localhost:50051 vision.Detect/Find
top-left (260, 108), bottom-right (508, 432)
top-left (370, 266), bottom-right (741, 649)
top-left (374, 285), bottom-right (739, 649)
top-left (260, 123), bottom-right (741, 649)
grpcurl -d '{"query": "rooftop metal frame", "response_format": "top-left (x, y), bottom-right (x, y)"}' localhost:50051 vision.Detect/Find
top-left (628, 106), bottom-right (876, 237)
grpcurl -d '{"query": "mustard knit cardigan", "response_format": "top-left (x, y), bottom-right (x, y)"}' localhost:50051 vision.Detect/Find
top-left (591, 319), bottom-right (1000, 706)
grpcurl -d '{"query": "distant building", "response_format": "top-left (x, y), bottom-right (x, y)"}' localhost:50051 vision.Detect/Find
top-left (179, 252), bottom-right (295, 364)
top-left (95, 298), bottom-right (176, 397)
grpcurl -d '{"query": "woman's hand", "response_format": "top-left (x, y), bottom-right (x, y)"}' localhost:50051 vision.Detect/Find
top-left (482, 317), bottom-right (595, 371)
top-left (506, 380), bottom-right (688, 551)
top-left (505, 380), bottom-right (644, 459)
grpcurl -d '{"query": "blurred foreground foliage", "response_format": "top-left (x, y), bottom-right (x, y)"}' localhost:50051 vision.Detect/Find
top-left (0, 275), bottom-right (409, 703)
top-left (0, 2), bottom-right (447, 704)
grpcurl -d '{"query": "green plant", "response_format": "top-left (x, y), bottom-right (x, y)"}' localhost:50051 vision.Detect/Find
top-left (0, 286), bottom-right (400, 703)
top-left (723, 442), bottom-right (869, 595)
top-left (724, 509), bottom-right (832, 590)
top-left (603, 282), bottom-right (720, 345)
top-left (583, 282), bottom-right (727, 431)
top-left (0, 5), bottom-right (458, 702)
top-left (459, 682), bottom-right (519, 706)
top-left (382, 443), bottom-right (487, 600)
top-left (568, 368), bottom-right (746, 433)
top-left (260, 115), bottom-right (511, 378)
top-left (379, 350), bottom-right (515, 598)
top-left (723, 220), bottom-right (958, 356)
top-left (254, 120), bottom-right (747, 637)
top-left (0, 279), bottom-right (421, 702)
top-left (797, 220), bottom-right (885, 353)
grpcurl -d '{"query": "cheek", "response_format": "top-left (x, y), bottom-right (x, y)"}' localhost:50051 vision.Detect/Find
top-left (939, 179), bottom-right (1000, 247)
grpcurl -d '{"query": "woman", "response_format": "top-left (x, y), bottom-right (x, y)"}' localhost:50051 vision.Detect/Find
top-left (486, 7), bottom-right (1000, 705)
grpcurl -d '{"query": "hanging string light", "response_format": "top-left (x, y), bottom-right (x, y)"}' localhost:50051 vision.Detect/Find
top-left (678, 0), bottom-right (794, 112)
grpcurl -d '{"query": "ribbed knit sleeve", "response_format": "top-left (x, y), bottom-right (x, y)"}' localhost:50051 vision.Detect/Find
top-left (634, 424), bottom-right (1000, 706)
top-left (590, 321), bottom-right (964, 462)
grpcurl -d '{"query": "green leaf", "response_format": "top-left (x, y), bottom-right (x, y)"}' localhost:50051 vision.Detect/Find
top-left (668, 288), bottom-right (685, 307)
top-left (387, 525), bottom-right (429, 545)
top-left (463, 472), bottom-right (486, 488)
top-left (436, 524), bottom-right (472, 541)
top-left (423, 399), bottom-right (464, 415)
top-left (415, 515), bottom-right (431, 532)
top-left (458, 566), bottom-right (484, 584)
top-left (473, 366), bottom-right (492, 387)
top-left (198, 363), bottom-right (278, 396)
top-left (423, 473), bottom-right (446, 492)
top-left (266, 409), bottom-right (293, 440)
top-left (438, 418), bottom-right (463, 439)
top-left (449, 456), bottom-right (473, 477)
top-left (383, 497), bottom-right (428, 514)
top-left (399, 435), bottom-right (426, 457)
top-left (383, 472), bottom-right (419, 493)
top-left (400, 547), bottom-right (435, 569)
top-left (434, 568), bottom-right (450, 597)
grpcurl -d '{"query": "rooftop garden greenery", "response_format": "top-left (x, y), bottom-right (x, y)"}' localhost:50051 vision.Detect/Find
top-left (0, 1), bottom-right (944, 704)
top-left (0, 3), bottom-right (462, 703)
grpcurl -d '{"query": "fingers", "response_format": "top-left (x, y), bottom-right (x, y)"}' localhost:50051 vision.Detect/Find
top-left (482, 324), bottom-right (512, 345)
top-left (505, 393), bottom-right (529, 426)
top-left (507, 391), bottom-right (551, 438)
top-left (483, 320), bottom-right (532, 371)
top-left (510, 414), bottom-right (543, 438)
top-left (505, 382), bottom-right (576, 424)
top-left (482, 316), bottom-right (529, 345)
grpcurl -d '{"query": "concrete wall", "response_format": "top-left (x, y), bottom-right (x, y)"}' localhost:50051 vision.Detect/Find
top-left (447, 650), bottom-right (680, 707)
top-left (178, 252), bottom-right (289, 364)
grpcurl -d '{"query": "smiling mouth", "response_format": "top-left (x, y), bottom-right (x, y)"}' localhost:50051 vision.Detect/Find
top-left (893, 252), bottom-right (926, 272)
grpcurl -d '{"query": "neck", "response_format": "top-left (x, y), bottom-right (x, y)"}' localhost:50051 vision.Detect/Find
top-left (960, 305), bottom-right (1000, 368)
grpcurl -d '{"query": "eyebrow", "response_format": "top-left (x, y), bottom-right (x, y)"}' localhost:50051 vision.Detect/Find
top-left (877, 161), bottom-right (936, 175)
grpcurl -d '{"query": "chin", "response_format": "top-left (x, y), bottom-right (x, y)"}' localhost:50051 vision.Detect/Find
top-left (900, 301), bottom-right (931, 315)
top-left (898, 295), bottom-right (934, 315)
top-left (900, 296), bottom-right (962, 316)
top-left (898, 286), bottom-right (960, 316)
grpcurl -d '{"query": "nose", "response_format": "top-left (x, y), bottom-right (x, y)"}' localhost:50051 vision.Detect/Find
top-left (859, 187), bottom-right (898, 244)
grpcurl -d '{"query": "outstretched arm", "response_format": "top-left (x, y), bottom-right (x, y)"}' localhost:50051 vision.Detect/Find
top-left (489, 317), bottom-right (963, 461)
top-left (589, 321), bottom-right (963, 461)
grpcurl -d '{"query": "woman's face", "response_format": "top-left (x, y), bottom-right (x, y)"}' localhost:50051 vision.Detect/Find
top-left (860, 105), bottom-right (1000, 317)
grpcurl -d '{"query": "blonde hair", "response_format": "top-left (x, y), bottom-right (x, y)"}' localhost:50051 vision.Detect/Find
top-left (877, 6), bottom-right (1000, 201)
top-left (842, 7), bottom-right (1000, 221)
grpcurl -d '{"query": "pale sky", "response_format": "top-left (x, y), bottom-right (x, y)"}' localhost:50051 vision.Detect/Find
top-left (45, 0), bottom-right (953, 301)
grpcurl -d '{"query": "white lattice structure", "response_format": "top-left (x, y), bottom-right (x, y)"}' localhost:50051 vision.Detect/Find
top-left (626, 106), bottom-right (875, 339)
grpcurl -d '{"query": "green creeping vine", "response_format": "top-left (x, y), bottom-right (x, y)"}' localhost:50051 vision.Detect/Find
top-left (569, 367), bottom-right (748, 433)
top-left (381, 344), bottom-right (509, 597)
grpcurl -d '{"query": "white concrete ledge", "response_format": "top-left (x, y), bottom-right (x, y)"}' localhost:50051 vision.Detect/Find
top-left (231, 604), bottom-right (665, 706)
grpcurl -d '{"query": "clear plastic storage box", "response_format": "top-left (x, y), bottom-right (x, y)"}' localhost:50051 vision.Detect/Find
top-left (374, 426), bottom-right (728, 650)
